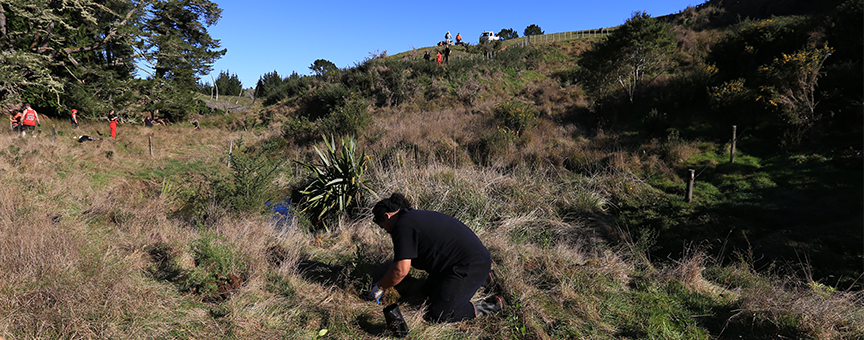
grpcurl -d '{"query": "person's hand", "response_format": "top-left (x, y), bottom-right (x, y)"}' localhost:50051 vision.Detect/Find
top-left (366, 282), bottom-right (383, 303)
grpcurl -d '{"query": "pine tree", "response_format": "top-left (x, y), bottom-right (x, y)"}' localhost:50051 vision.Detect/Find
top-left (143, 0), bottom-right (226, 89)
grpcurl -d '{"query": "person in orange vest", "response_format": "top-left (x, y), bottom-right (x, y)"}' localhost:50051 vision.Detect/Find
top-left (456, 33), bottom-right (462, 44)
top-left (21, 103), bottom-right (39, 136)
top-left (9, 109), bottom-right (22, 133)
top-left (70, 109), bottom-right (79, 128)
top-left (436, 51), bottom-right (442, 66)
top-left (108, 110), bottom-right (118, 138)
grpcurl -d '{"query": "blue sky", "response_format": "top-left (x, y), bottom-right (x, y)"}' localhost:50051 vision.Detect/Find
top-left (203, 0), bottom-right (703, 88)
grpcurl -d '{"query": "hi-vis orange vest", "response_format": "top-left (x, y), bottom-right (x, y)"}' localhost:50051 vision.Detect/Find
top-left (22, 108), bottom-right (37, 126)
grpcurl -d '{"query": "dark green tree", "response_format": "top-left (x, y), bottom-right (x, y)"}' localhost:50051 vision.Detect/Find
top-left (310, 59), bottom-right (338, 77)
top-left (579, 12), bottom-right (675, 105)
top-left (0, 0), bottom-right (142, 111)
top-left (196, 79), bottom-right (214, 96)
top-left (214, 70), bottom-right (242, 96)
top-left (143, 0), bottom-right (226, 89)
top-left (255, 70), bottom-right (283, 99)
top-left (498, 28), bottom-right (519, 40)
top-left (0, 0), bottom-right (226, 121)
top-left (524, 24), bottom-right (544, 36)
top-left (825, 0), bottom-right (863, 63)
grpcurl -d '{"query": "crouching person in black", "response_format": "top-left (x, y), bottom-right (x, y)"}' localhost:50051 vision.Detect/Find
top-left (367, 193), bottom-right (504, 323)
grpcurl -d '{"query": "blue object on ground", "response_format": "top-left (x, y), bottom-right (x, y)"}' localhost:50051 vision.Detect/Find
top-left (265, 198), bottom-right (292, 228)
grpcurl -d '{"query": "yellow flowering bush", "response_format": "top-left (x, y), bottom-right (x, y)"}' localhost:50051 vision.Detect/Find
top-left (493, 100), bottom-right (538, 136)
top-left (708, 78), bottom-right (754, 110)
top-left (758, 45), bottom-right (834, 124)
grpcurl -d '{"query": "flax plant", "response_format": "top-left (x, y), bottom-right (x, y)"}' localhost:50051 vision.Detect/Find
top-left (296, 135), bottom-right (372, 232)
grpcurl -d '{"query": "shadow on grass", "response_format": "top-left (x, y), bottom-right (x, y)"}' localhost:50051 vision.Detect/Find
top-left (356, 313), bottom-right (387, 336)
top-left (297, 259), bottom-right (351, 288)
top-left (296, 258), bottom-right (431, 307)
top-left (617, 149), bottom-right (863, 289)
top-left (692, 308), bottom-right (802, 339)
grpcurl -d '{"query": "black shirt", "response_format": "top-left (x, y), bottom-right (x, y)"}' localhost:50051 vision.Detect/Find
top-left (390, 209), bottom-right (489, 276)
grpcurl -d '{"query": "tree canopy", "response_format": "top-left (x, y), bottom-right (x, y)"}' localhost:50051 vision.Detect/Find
top-left (524, 24), bottom-right (544, 36)
top-left (0, 0), bottom-right (225, 121)
top-left (255, 70), bottom-right (283, 100)
top-left (578, 12), bottom-right (675, 106)
top-left (498, 28), bottom-right (518, 40)
top-left (215, 70), bottom-right (242, 96)
top-left (310, 59), bottom-right (338, 77)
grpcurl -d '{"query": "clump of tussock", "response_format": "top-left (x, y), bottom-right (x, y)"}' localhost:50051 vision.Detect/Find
top-left (732, 277), bottom-right (864, 339)
top-left (663, 246), bottom-right (735, 298)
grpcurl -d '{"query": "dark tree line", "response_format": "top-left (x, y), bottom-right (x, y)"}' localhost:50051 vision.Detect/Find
top-left (0, 0), bottom-right (226, 122)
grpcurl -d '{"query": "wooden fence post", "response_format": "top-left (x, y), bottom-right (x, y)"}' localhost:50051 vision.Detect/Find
top-left (149, 136), bottom-right (153, 157)
top-left (227, 140), bottom-right (233, 167)
top-left (686, 169), bottom-right (695, 203)
top-left (730, 125), bottom-right (737, 164)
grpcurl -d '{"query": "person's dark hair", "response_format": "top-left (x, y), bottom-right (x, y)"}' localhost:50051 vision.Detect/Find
top-left (372, 192), bottom-right (412, 222)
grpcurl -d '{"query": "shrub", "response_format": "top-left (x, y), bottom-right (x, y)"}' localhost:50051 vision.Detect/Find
top-left (709, 16), bottom-right (812, 81)
top-left (493, 99), bottom-right (538, 136)
top-left (181, 232), bottom-right (249, 303)
top-left (212, 140), bottom-right (284, 214)
top-left (263, 72), bottom-right (312, 106)
top-left (296, 135), bottom-right (372, 232)
top-left (301, 82), bottom-right (350, 120)
top-left (282, 116), bottom-right (319, 145)
top-left (318, 95), bottom-right (372, 138)
top-left (707, 78), bottom-right (759, 126)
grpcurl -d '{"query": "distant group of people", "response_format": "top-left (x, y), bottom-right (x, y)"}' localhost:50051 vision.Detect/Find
top-left (424, 32), bottom-right (455, 67)
top-left (442, 31), bottom-right (461, 45)
top-left (6, 104), bottom-right (185, 140)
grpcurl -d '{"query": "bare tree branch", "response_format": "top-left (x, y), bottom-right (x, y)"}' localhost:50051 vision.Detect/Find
top-left (0, 4), bottom-right (7, 36)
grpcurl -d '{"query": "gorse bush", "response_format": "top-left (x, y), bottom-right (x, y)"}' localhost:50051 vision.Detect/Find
top-left (757, 45), bottom-right (834, 146)
top-left (318, 95), bottom-right (372, 138)
top-left (709, 16), bottom-right (812, 81)
top-left (296, 135), bottom-right (371, 232)
top-left (301, 82), bottom-right (350, 120)
top-left (493, 99), bottom-right (538, 136)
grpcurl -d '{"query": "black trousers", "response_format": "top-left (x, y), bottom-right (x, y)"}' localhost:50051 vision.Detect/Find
top-left (424, 256), bottom-right (491, 323)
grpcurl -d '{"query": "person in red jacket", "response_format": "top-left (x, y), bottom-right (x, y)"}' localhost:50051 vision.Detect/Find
top-left (108, 110), bottom-right (118, 138)
top-left (436, 51), bottom-right (442, 66)
top-left (21, 103), bottom-right (39, 136)
top-left (70, 109), bottom-right (79, 128)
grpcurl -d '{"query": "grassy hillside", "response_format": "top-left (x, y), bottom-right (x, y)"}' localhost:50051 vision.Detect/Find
top-left (2, 115), bottom-right (860, 339)
top-left (1, 1), bottom-right (862, 339)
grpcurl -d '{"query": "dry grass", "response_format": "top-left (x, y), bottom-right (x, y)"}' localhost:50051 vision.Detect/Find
top-left (732, 276), bottom-right (864, 339)
top-left (1, 95), bottom-right (862, 339)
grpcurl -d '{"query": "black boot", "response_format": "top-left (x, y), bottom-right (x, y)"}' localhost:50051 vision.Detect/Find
top-left (383, 303), bottom-right (409, 337)
top-left (482, 269), bottom-right (502, 295)
top-left (472, 295), bottom-right (505, 318)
